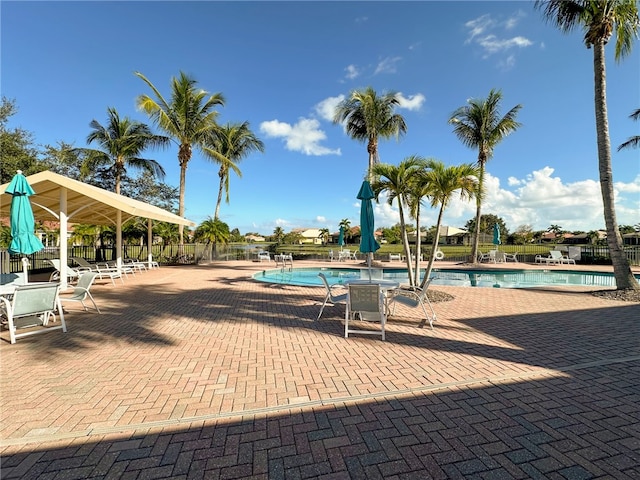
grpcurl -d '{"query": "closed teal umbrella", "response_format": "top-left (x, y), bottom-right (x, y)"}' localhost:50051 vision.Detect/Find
top-left (338, 226), bottom-right (345, 249)
top-left (6, 171), bottom-right (44, 280)
top-left (357, 180), bottom-right (380, 279)
top-left (493, 223), bottom-right (501, 246)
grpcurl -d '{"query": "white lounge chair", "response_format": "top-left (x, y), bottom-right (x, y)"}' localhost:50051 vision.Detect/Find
top-left (257, 251), bottom-right (271, 262)
top-left (0, 282), bottom-right (66, 344)
top-left (46, 259), bottom-right (81, 283)
top-left (316, 273), bottom-right (347, 321)
top-left (387, 277), bottom-right (436, 329)
top-left (478, 250), bottom-right (497, 263)
top-left (94, 263), bottom-right (125, 285)
top-left (389, 253), bottom-right (401, 262)
top-left (553, 250), bottom-right (576, 265)
top-left (344, 283), bottom-right (386, 341)
top-left (60, 271), bottom-right (101, 313)
top-left (504, 252), bottom-right (519, 262)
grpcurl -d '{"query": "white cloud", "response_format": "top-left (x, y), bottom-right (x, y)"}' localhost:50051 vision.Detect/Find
top-left (374, 56), bottom-right (402, 75)
top-left (344, 64), bottom-right (359, 80)
top-left (397, 92), bottom-right (426, 111)
top-left (259, 118), bottom-right (341, 156)
top-left (463, 13), bottom-right (533, 69)
top-left (371, 167), bottom-right (640, 232)
top-left (315, 95), bottom-right (344, 122)
top-left (497, 54), bottom-right (517, 71)
top-left (477, 35), bottom-right (533, 56)
top-left (504, 10), bottom-right (526, 30)
top-left (316, 216), bottom-right (327, 224)
top-left (507, 176), bottom-right (521, 186)
top-left (464, 14), bottom-right (495, 43)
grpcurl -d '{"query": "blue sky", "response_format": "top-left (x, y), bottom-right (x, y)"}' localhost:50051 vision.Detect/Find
top-left (2, 1), bottom-right (639, 236)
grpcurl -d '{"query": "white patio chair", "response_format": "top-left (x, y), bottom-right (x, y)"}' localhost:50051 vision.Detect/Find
top-left (46, 259), bottom-right (81, 284)
top-left (345, 283), bottom-right (386, 341)
top-left (0, 282), bottom-right (66, 344)
top-left (60, 271), bottom-right (101, 313)
top-left (70, 257), bottom-right (100, 272)
top-left (316, 273), bottom-right (347, 321)
top-left (94, 263), bottom-right (125, 285)
top-left (387, 278), bottom-right (437, 329)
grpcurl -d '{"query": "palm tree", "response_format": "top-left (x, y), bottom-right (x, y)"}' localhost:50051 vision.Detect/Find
top-left (194, 217), bottom-right (230, 259)
top-left (618, 108), bottom-right (640, 151)
top-left (207, 122), bottom-right (265, 220)
top-left (536, 0), bottom-right (639, 290)
top-left (416, 161), bottom-right (480, 288)
top-left (333, 87), bottom-right (408, 180)
top-left (272, 226), bottom-right (285, 243)
top-left (449, 88), bottom-right (522, 264)
top-left (70, 224), bottom-right (100, 247)
top-left (318, 228), bottom-right (330, 245)
top-left (135, 71), bottom-right (225, 243)
top-left (0, 224), bottom-right (12, 248)
top-left (371, 156), bottom-right (427, 287)
top-left (74, 107), bottom-right (169, 195)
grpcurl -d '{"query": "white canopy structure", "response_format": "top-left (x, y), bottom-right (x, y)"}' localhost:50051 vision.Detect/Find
top-left (1, 170), bottom-right (195, 289)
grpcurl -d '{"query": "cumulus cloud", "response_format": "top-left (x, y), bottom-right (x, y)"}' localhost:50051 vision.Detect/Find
top-left (259, 118), bottom-right (341, 156)
top-left (315, 95), bottom-right (344, 122)
top-left (374, 56), bottom-right (402, 75)
top-left (397, 92), bottom-right (426, 111)
top-left (464, 12), bottom-right (533, 69)
top-left (370, 167), bottom-right (639, 232)
top-left (344, 64), bottom-right (360, 80)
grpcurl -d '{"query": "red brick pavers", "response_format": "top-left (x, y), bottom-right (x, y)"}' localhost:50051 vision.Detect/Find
top-left (1, 261), bottom-right (639, 479)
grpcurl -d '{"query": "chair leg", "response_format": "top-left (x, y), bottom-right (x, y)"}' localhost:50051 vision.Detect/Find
top-left (316, 295), bottom-right (329, 321)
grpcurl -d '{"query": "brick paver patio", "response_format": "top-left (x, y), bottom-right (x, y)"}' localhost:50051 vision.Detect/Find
top-left (1, 261), bottom-right (638, 479)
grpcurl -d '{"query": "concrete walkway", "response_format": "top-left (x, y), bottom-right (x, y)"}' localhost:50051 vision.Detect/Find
top-left (1, 261), bottom-right (639, 479)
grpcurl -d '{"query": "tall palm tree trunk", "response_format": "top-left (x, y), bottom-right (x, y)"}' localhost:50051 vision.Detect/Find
top-left (178, 164), bottom-right (187, 245)
top-left (214, 171), bottom-right (224, 220)
top-left (470, 168), bottom-right (484, 264)
top-left (398, 204), bottom-right (415, 287)
top-left (413, 211), bottom-right (421, 286)
top-left (593, 41), bottom-right (638, 290)
top-left (421, 206), bottom-right (444, 289)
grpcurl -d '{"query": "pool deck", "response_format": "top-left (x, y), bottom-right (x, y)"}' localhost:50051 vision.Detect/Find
top-left (1, 260), bottom-right (639, 479)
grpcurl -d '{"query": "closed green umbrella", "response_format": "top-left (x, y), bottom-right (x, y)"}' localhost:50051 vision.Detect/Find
top-left (338, 226), bottom-right (345, 249)
top-left (493, 223), bottom-right (501, 247)
top-left (6, 171), bottom-right (44, 280)
top-left (357, 180), bottom-right (380, 280)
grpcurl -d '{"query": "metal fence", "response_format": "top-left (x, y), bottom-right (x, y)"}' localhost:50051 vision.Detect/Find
top-left (2, 243), bottom-right (639, 274)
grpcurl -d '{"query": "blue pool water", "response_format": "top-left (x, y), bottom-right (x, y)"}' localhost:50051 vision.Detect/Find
top-left (253, 267), bottom-right (640, 289)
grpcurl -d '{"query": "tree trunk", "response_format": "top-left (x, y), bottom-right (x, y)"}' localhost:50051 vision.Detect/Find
top-left (470, 168), bottom-right (483, 264)
top-left (413, 209), bottom-right (421, 285)
top-left (593, 42), bottom-right (638, 290)
top-left (398, 199), bottom-right (414, 287)
top-left (178, 163), bottom-right (186, 246)
top-left (214, 171), bottom-right (224, 221)
top-left (420, 205), bottom-right (444, 289)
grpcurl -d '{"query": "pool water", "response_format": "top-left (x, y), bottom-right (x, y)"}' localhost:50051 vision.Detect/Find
top-left (253, 267), bottom-right (640, 289)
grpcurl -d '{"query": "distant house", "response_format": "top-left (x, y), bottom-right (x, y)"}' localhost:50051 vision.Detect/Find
top-left (245, 234), bottom-right (265, 243)
top-left (623, 232), bottom-right (640, 246)
top-left (439, 226), bottom-right (467, 245)
top-left (292, 228), bottom-right (324, 245)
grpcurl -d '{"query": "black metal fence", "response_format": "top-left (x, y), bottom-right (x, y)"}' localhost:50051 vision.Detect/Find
top-left (2, 243), bottom-right (639, 274)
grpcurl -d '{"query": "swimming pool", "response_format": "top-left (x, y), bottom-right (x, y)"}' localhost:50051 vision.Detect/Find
top-left (252, 267), bottom-right (640, 289)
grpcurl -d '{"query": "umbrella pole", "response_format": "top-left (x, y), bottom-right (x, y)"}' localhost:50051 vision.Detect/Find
top-left (21, 257), bottom-right (29, 283)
